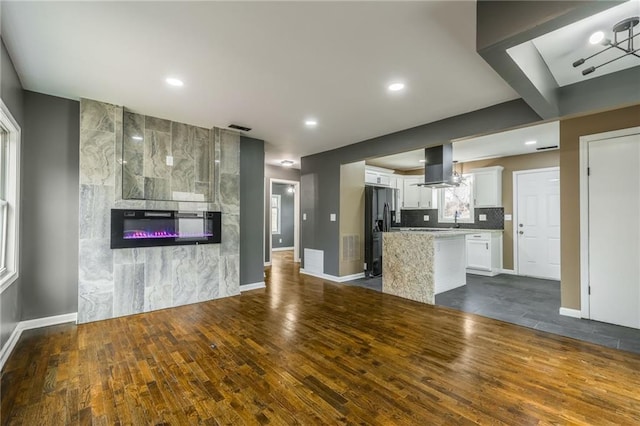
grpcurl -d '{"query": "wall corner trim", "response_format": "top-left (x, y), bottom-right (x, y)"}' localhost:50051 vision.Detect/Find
top-left (0, 312), bottom-right (77, 371)
top-left (559, 307), bottom-right (582, 319)
top-left (240, 282), bottom-right (266, 292)
top-left (300, 269), bottom-right (365, 283)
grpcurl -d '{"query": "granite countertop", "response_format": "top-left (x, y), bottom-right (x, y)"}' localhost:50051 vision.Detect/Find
top-left (392, 227), bottom-right (503, 234)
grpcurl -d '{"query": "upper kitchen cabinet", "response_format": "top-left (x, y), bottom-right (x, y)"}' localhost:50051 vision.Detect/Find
top-left (471, 166), bottom-right (503, 207)
top-left (365, 166), bottom-right (392, 186)
top-left (402, 177), bottom-right (437, 209)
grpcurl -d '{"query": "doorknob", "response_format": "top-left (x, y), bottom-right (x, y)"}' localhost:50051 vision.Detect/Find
top-left (519, 224), bottom-right (523, 228)
top-left (519, 231), bottom-right (524, 235)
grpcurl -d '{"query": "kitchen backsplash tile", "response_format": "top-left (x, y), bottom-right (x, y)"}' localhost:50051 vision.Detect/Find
top-left (398, 207), bottom-right (504, 230)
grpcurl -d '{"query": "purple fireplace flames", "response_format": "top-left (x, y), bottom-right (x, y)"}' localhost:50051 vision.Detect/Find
top-left (124, 230), bottom-right (214, 239)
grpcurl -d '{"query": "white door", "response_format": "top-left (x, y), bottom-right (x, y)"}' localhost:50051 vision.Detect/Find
top-left (515, 168), bottom-right (560, 280)
top-left (588, 134), bottom-right (640, 329)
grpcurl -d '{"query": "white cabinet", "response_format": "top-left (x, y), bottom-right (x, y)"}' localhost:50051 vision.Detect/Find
top-left (465, 232), bottom-right (503, 276)
top-left (365, 168), bottom-right (392, 186)
top-left (402, 177), bottom-right (437, 209)
top-left (471, 166), bottom-right (503, 207)
top-left (403, 177), bottom-right (421, 208)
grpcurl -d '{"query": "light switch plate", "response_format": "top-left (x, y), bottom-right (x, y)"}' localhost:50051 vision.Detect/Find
top-left (166, 155), bottom-right (174, 166)
top-left (303, 213), bottom-right (307, 221)
top-left (505, 214), bottom-right (512, 221)
top-left (479, 214), bottom-right (487, 221)
top-left (423, 215), bottom-right (429, 221)
top-left (330, 213), bottom-right (336, 222)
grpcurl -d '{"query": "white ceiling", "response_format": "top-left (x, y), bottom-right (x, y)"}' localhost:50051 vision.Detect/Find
top-left (366, 121), bottom-right (559, 171)
top-left (1, 1), bottom-right (519, 168)
top-left (532, 0), bottom-right (640, 87)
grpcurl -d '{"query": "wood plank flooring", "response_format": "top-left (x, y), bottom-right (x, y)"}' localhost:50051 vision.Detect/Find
top-left (2, 250), bottom-right (640, 424)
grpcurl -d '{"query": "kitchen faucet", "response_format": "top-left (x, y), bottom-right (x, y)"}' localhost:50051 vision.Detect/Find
top-left (454, 210), bottom-right (460, 228)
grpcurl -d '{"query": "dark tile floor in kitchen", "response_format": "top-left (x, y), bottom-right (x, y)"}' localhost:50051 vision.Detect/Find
top-left (346, 273), bottom-right (640, 354)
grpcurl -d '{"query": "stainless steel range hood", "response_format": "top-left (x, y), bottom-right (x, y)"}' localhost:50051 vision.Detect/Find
top-left (417, 144), bottom-right (457, 188)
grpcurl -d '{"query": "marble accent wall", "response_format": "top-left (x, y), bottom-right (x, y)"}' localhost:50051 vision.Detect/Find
top-left (122, 111), bottom-right (213, 201)
top-left (78, 98), bottom-right (240, 324)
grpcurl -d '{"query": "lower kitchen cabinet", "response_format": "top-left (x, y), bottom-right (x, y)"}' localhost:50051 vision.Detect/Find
top-left (465, 232), bottom-right (503, 276)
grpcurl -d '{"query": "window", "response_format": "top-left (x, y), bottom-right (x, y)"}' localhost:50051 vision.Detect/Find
top-left (271, 194), bottom-right (281, 235)
top-left (438, 174), bottom-right (474, 223)
top-left (0, 100), bottom-right (21, 292)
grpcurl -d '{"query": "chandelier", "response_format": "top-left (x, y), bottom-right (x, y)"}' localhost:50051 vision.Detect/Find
top-left (572, 16), bottom-right (639, 76)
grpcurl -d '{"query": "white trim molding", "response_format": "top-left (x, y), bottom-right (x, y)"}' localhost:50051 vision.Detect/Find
top-left (498, 268), bottom-right (517, 275)
top-left (300, 269), bottom-right (365, 283)
top-left (0, 312), bottom-right (77, 371)
top-left (559, 307), bottom-right (582, 319)
top-left (272, 247), bottom-right (294, 252)
top-left (264, 261), bottom-right (272, 267)
top-left (240, 282), bottom-right (266, 292)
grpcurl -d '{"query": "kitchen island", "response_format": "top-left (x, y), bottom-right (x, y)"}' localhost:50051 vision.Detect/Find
top-left (382, 229), bottom-right (472, 305)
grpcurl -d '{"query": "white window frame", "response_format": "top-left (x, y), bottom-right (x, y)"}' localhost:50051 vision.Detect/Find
top-left (438, 174), bottom-right (475, 224)
top-left (271, 194), bottom-right (281, 235)
top-left (0, 99), bottom-right (21, 293)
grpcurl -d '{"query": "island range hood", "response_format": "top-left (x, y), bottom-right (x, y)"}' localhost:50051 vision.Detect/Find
top-left (417, 144), bottom-right (457, 188)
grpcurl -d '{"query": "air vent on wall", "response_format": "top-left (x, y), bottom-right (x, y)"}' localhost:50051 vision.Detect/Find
top-left (228, 124), bottom-right (252, 132)
top-left (536, 145), bottom-right (558, 151)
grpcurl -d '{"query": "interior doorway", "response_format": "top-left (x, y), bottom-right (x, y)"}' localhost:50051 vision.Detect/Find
top-left (513, 167), bottom-right (561, 280)
top-left (269, 179), bottom-right (300, 263)
top-left (580, 127), bottom-right (640, 329)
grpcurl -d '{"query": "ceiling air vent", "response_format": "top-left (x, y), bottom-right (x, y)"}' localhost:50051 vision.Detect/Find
top-left (536, 145), bottom-right (558, 151)
top-left (228, 124), bottom-right (251, 132)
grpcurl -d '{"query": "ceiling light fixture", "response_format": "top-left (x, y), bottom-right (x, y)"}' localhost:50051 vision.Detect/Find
top-left (589, 31), bottom-right (605, 45)
top-left (388, 82), bottom-right (405, 92)
top-left (525, 140), bottom-right (537, 145)
top-left (281, 160), bottom-right (295, 167)
top-left (132, 136), bottom-right (143, 141)
top-left (165, 77), bottom-right (184, 87)
top-left (305, 119), bottom-right (317, 127)
top-left (573, 16), bottom-right (640, 76)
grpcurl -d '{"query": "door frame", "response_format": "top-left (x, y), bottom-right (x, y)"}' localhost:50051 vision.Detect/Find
top-left (512, 166), bottom-right (560, 276)
top-left (268, 178), bottom-right (300, 262)
top-left (579, 126), bottom-right (640, 319)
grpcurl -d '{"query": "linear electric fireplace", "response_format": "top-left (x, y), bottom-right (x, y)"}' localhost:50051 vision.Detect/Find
top-left (111, 209), bottom-right (221, 249)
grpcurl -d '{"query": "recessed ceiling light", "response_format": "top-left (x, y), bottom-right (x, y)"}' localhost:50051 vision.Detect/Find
top-left (281, 160), bottom-right (295, 167)
top-left (165, 77), bottom-right (184, 87)
top-left (589, 31), bottom-right (604, 45)
top-left (418, 159), bottom-right (426, 163)
top-left (388, 82), bottom-right (405, 92)
top-left (132, 135), bottom-right (143, 141)
top-left (305, 119), bottom-right (318, 127)
top-left (525, 140), bottom-right (537, 145)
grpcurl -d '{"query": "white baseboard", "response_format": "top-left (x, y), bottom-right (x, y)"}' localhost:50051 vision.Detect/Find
top-left (240, 282), bottom-right (266, 292)
top-left (466, 268), bottom-right (499, 277)
top-left (0, 312), bottom-right (77, 371)
top-left (272, 247), bottom-right (294, 252)
top-left (559, 307), bottom-right (582, 318)
top-left (299, 269), bottom-right (365, 283)
top-left (498, 268), bottom-right (517, 275)
top-left (264, 262), bottom-right (272, 267)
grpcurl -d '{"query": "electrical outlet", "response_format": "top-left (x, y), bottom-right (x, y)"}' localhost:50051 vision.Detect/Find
top-left (479, 214), bottom-right (487, 221)
top-left (505, 214), bottom-right (512, 221)
top-left (330, 214), bottom-right (336, 222)
top-left (279, 238), bottom-right (282, 243)
top-left (303, 213), bottom-right (307, 221)
top-left (166, 155), bottom-right (174, 166)
top-left (423, 215), bottom-right (429, 221)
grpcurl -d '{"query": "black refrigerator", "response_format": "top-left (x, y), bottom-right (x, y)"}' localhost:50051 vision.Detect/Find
top-left (364, 185), bottom-right (397, 277)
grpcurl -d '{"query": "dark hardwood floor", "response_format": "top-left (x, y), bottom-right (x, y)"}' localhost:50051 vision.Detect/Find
top-left (2, 250), bottom-right (640, 424)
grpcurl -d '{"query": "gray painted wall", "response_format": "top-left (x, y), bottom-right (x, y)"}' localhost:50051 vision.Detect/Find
top-left (239, 136), bottom-right (265, 286)
top-left (264, 165), bottom-right (300, 263)
top-left (1, 38), bottom-right (24, 348)
top-left (300, 99), bottom-right (541, 276)
top-left (22, 91), bottom-right (79, 320)
top-left (271, 183), bottom-right (295, 249)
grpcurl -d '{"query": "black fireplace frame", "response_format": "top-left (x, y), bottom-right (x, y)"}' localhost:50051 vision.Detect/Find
top-left (110, 209), bottom-right (221, 249)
